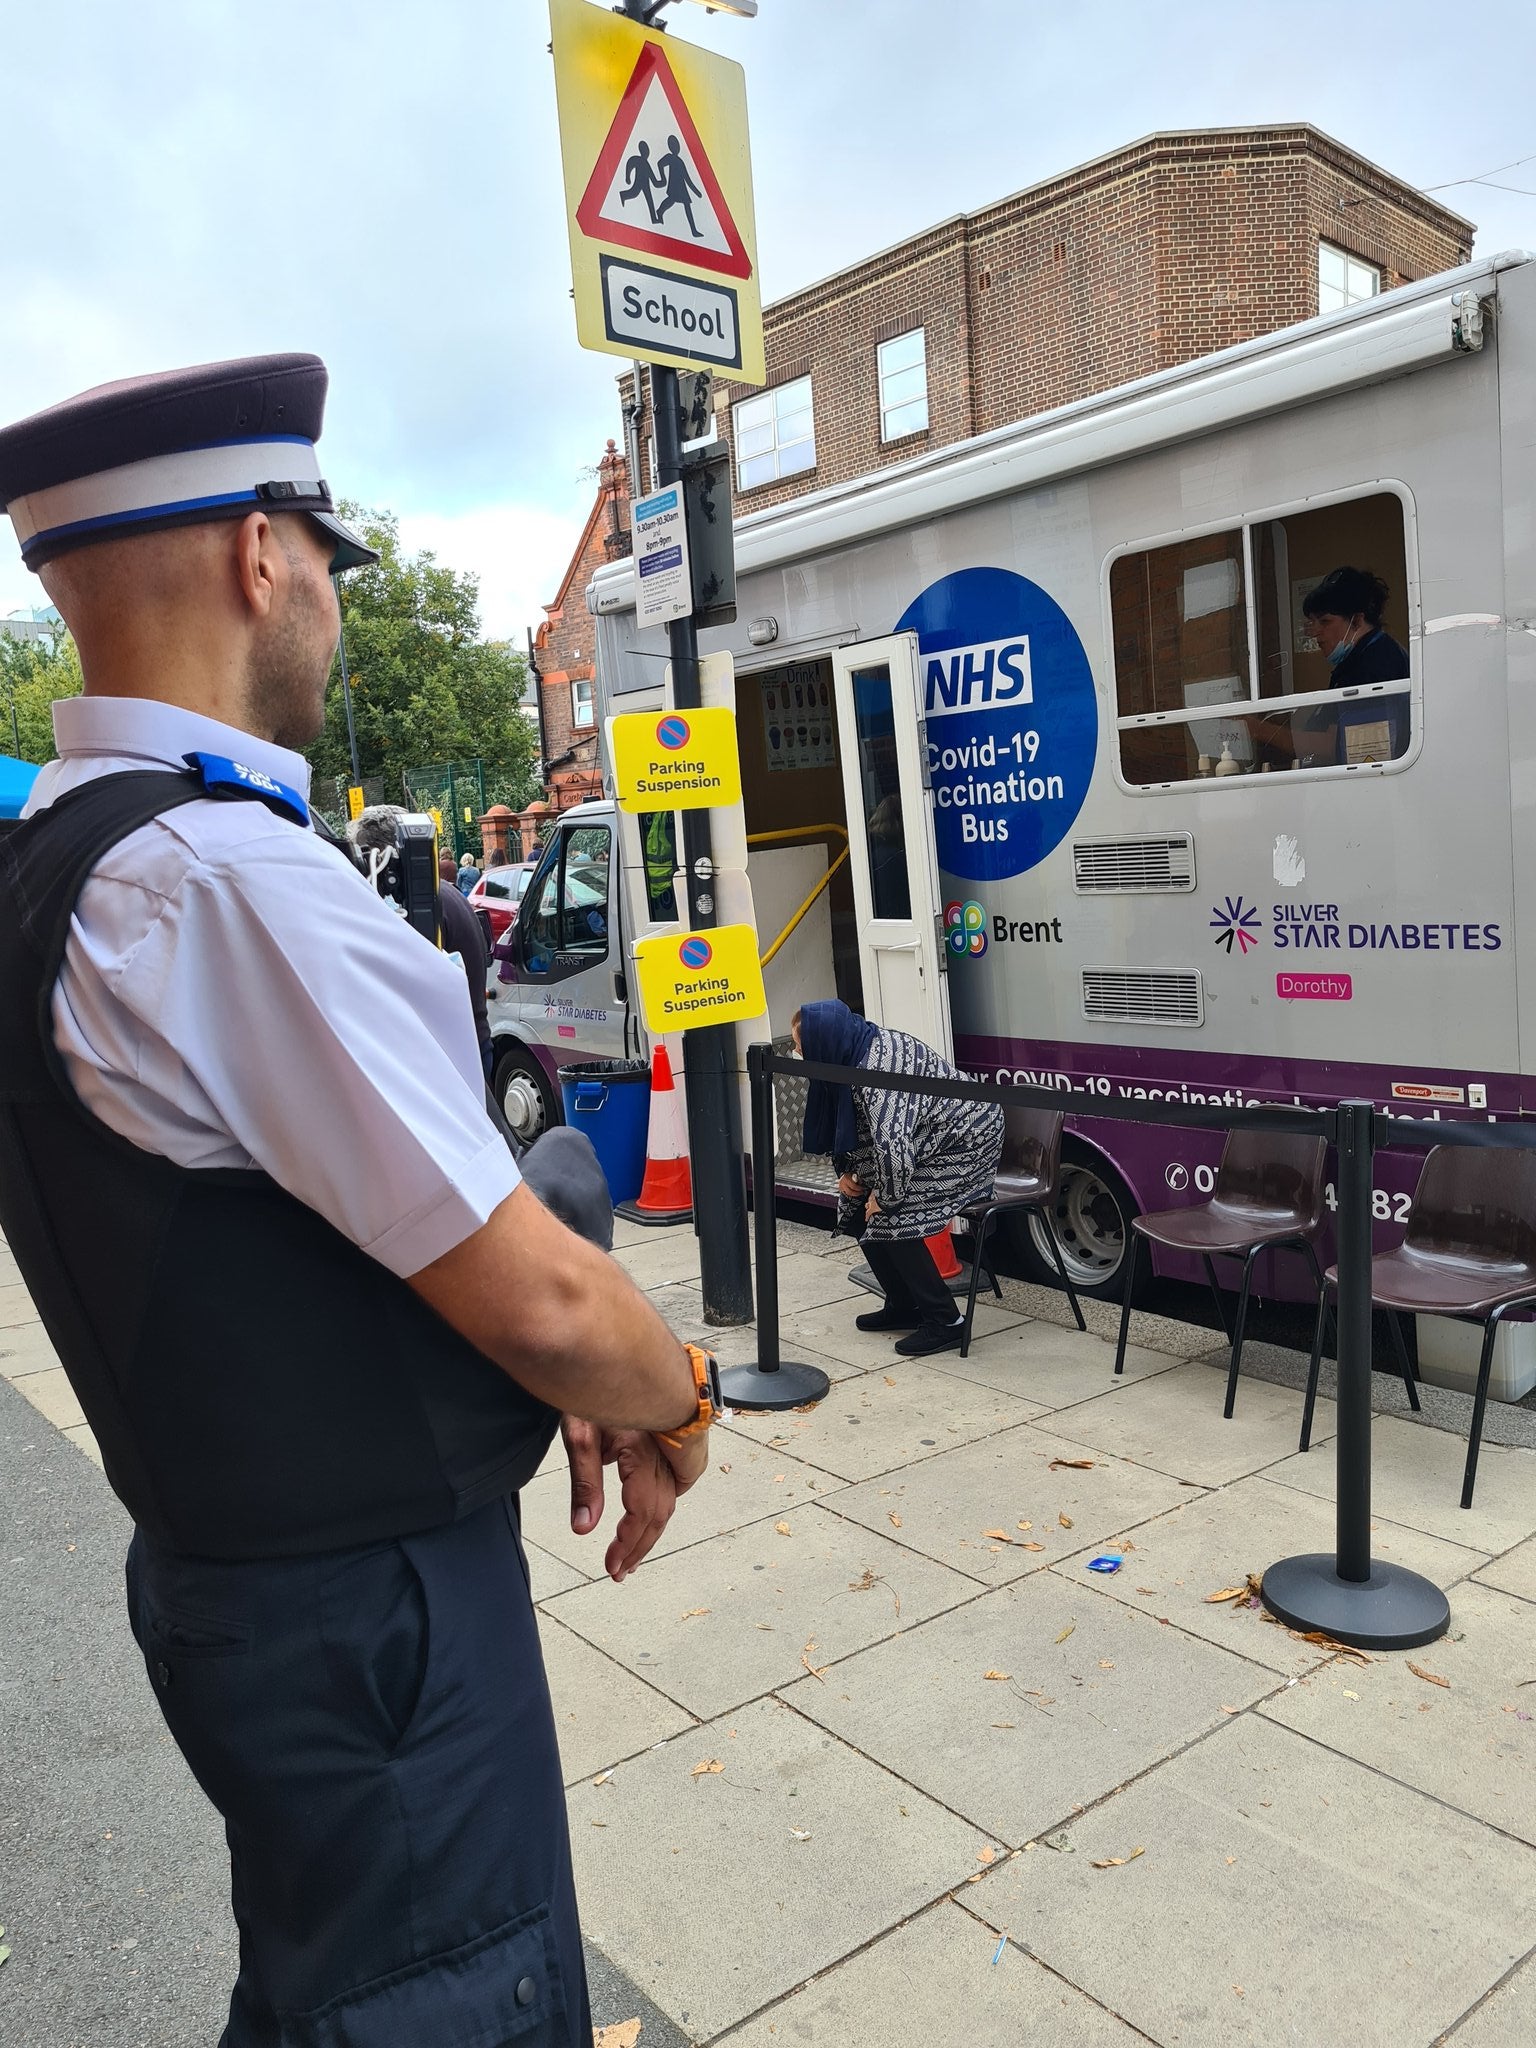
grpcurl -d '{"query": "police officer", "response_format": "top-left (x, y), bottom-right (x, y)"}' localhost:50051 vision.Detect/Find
top-left (0, 354), bottom-right (725, 2047)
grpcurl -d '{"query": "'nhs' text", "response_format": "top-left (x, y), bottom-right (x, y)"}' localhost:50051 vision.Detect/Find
top-left (924, 637), bottom-right (1033, 721)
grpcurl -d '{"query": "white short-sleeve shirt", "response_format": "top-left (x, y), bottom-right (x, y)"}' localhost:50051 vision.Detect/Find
top-left (21, 696), bottom-right (520, 1277)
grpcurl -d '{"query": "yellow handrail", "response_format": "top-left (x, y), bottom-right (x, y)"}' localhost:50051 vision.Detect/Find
top-left (752, 825), bottom-right (852, 969)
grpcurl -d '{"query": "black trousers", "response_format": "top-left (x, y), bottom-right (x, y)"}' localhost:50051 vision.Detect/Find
top-left (862, 1236), bottom-right (959, 1326)
top-left (126, 1495), bottom-right (589, 2047)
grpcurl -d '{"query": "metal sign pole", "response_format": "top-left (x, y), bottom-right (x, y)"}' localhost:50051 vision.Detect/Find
top-left (653, 361), bottom-right (753, 1324)
top-left (1262, 1100), bottom-right (1449, 1650)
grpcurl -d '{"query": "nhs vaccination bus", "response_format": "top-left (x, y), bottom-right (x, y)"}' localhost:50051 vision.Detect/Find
top-left (517, 252), bottom-right (1536, 1307)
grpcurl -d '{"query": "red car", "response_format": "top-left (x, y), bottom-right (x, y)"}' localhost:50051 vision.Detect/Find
top-left (466, 861), bottom-right (536, 945)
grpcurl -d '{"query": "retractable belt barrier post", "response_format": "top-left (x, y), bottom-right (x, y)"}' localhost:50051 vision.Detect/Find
top-left (728, 1049), bottom-right (1536, 1647)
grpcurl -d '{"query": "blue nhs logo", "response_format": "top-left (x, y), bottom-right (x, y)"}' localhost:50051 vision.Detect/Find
top-left (923, 636), bottom-right (1033, 721)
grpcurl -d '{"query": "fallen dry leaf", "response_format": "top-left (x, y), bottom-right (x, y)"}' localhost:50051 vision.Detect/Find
top-left (772, 1473), bottom-right (786, 1483)
top-left (1020, 1540), bottom-right (1046, 1551)
top-left (1343, 1689), bottom-right (1360, 1701)
top-left (1099, 1660), bottom-right (1115, 1670)
top-left (883, 1375), bottom-right (897, 1387)
top-left (991, 1721), bottom-right (1015, 1729)
top-left (983, 1669), bottom-right (1012, 1681)
top-left (1059, 1513), bottom-right (1074, 1529)
top-left (1054, 1623), bottom-right (1076, 1645)
top-left (849, 1567), bottom-right (878, 1593)
top-left (977, 1844), bottom-right (997, 1865)
top-left (680, 1607), bottom-right (710, 1620)
top-left (774, 1521), bottom-right (792, 1536)
top-left (691, 1759), bottom-right (725, 1777)
top-left (888, 1512), bottom-right (903, 1528)
top-left (593, 2022), bottom-right (643, 2048)
top-left (1206, 1587), bottom-right (1247, 1604)
top-left (717, 1461), bottom-right (732, 1473)
top-left (1016, 1519), bottom-right (1033, 1531)
top-left (1090, 1846), bottom-right (1145, 1870)
top-left (1137, 1585), bottom-right (1157, 1595)
top-left (983, 1528), bottom-right (1011, 1541)
top-left (1049, 1457), bottom-right (1096, 1470)
top-left (1407, 1660), bottom-right (1451, 1689)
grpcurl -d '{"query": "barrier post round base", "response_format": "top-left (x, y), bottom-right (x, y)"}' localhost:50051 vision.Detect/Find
top-left (1260, 1100), bottom-right (1450, 1653)
top-left (1261, 1553), bottom-right (1449, 1651)
top-left (720, 1358), bottom-right (832, 1412)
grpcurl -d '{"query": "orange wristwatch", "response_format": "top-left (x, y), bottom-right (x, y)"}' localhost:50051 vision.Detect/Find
top-left (655, 1344), bottom-right (724, 1449)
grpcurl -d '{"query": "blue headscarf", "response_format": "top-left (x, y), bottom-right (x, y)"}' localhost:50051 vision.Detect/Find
top-left (799, 1000), bottom-right (879, 1159)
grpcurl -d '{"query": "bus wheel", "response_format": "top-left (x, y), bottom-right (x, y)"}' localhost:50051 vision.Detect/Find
top-left (1019, 1148), bottom-right (1147, 1304)
top-left (495, 1044), bottom-right (560, 1144)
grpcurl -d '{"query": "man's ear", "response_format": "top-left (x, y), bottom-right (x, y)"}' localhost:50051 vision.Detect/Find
top-left (232, 511), bottom-right (281, 619)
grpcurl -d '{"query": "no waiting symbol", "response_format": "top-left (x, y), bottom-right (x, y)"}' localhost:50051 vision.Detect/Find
top-left (679, 936), bottom-right (713, 970)
top-left (657, 714), bottom-right (691, 750)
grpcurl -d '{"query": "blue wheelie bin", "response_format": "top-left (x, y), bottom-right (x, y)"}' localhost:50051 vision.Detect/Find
top-left (558, 1060), bottom-right (651, 1208)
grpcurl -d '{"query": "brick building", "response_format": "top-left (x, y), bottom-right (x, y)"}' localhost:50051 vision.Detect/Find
top-left (532, 438), bottom-right (631, 812)
top-left (621, 124), bottom-right (1473, 513)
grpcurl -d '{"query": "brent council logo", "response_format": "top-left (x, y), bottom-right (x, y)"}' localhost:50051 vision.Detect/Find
top-left (1211, 895), bottom-right (1263, 955)
top-left (945, 900), bottom-right (988, 957)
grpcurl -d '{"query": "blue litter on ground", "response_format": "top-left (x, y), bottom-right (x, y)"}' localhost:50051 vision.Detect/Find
top-left (991, 1936), bottom-right (1007, 1965)
top-left (1086, 1555), bottom-right (1123, 1574)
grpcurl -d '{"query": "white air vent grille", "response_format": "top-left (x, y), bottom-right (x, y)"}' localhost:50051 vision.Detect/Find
top-left (1073, 834), bottom-right (1196, 893)
top-left (1082, 968), bottom-right (1204, 1027)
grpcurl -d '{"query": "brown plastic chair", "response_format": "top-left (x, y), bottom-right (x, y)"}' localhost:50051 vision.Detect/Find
top-left (1114, 1121), bottom-right (1337, 1418)
top-left (957, 1110), bottom-right (1084, 1357)
top-left (1301, 1143), bottom-right (1536, 1508)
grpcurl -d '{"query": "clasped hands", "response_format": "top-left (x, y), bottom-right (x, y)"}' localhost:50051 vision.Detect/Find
top-left (560, 1412), bottom-right (708, 1585)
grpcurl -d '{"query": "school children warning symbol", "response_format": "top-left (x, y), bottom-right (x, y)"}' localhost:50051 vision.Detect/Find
top-left (549, 0), bottom-right (765, 384)
top-left (576, 42), bottom-right (752, 281)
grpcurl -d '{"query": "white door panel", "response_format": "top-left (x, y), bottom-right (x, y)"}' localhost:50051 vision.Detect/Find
top-left (832, 634), bottom-right (953, 1057)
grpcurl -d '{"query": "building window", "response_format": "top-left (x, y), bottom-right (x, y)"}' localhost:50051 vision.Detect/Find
top-left (1109, 489), bottom-right (1412, 788)
top-left (878, 328), bottom-right (928, 441)
top-left (570, 678), bottom-right (594, 727)
top-left (1318, 242), bottom-right (1380, 314)
top-left (734, 376), bottom-right (815, 491)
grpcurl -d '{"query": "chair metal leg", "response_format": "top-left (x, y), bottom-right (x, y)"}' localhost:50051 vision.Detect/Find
top-left (1386, 1308), bottom-right (1421, 1412)
top-left (1201, 1254), bottom-right (1231, 1344)
top-left (1113, 1233), bottom-right (1142, 1375)
top-left (1223, 1245), bottom-right (1261, 1419)
top-left (959, 1211), bottom-right (991, 1360)
top-left (1041, 1208), bottom-right (1087, 1331)
top-left (1463, 1312), bottom-right (1503, 1510)
top-left (1300, 1282), bottom-right (1331, 1452)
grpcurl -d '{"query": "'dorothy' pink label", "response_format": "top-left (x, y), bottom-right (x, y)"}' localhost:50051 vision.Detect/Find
top-left (1276, 972), bottom-right (1353, 1001)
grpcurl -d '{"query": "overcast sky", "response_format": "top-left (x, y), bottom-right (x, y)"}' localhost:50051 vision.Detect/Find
top-left (4, 0), bottom-right (1534, 641)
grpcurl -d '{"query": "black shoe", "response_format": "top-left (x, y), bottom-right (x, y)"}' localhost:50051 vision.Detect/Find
top-left (894, 1318), bottom-right (965, 1356)
top-left (855, 1306), bottom-right (921, 1333)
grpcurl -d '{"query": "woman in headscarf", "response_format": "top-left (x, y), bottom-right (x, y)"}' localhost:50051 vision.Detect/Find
top-left (793, 1000), bottom-right (1004, 1355)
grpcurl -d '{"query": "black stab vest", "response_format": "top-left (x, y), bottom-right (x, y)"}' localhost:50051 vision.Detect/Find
top-left (0, 769), bottom-right (558, 1560)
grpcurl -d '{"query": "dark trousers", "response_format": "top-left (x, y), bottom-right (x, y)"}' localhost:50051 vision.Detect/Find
top-left (126, 1496), bottom-right (589, 2047)
top-left (862, 1236), bottom-right (959, 1327)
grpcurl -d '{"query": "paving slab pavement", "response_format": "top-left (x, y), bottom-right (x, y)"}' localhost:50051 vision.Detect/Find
top-left (1473, 1532), bottom-right (1536, 1604)
top-left (1045, 1355), bottom-right (1339, 1487)
top-left (966, 1714), bottom-right (1536, 2048)
top-left (1266, 1411), bottom-right (1536, 1553)
top-left (825, 1422), bottom-right (1195, 1586)
top-left (543, 1500), bottom-right (978, 1719)
top-left (539, 1612), bottom-right (697, 1785)
top-left (717, 1366), bottom-right (1045, 1484)
top-left (1055, 1472), bottom-right (1489, 1675)
top-left (1446, 1956), bottom-right (1536, 2046)
top-left (780, 1569), bottom-right (1278, 1847)
top-left (712, 1900), bottom-right (1148, 2045)
top-left (565, 1694), bottom-right (996, 2041)
top-left (931, 1317), bottom-right (1188, 1405)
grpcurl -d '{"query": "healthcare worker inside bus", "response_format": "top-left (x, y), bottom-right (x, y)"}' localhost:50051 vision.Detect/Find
top-left (1300, 564), bottom-right (1410, 764)
top-left (792, 1001), bottom-right (1004, 1357)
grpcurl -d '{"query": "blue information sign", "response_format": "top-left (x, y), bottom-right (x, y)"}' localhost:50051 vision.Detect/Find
top-left (896, 567), bottom-right (1097, 882)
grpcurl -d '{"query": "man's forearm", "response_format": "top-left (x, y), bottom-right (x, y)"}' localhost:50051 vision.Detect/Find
top-left (408, 1183), bottom-right (697, 1432)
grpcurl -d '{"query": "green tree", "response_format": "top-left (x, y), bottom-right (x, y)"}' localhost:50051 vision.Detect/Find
top-left (307, 507), bottom-right (539, 818)
top-left (1, 629), bottom-right (83, 763)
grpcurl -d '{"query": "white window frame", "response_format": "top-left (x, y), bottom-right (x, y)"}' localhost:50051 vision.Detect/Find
top-left (1318, 241), bottom-right (1381, 314)
top-left (570, 676), bottom-right (595, 728)
top-left (1102, 479), bottom-right (1420, 798)
top-left (734, 376), bottom-right (816, 491)
top-left (877, 328), bottom-right (929, 442)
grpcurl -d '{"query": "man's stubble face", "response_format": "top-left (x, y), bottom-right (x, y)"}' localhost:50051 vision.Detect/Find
top-left (249, 524), bottom-right (341, 750)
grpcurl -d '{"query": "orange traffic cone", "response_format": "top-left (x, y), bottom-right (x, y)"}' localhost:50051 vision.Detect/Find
top-left (615, 1041), bottom-right (694, 1226)
top-left (926, 1226), bottom-right (963, 1281)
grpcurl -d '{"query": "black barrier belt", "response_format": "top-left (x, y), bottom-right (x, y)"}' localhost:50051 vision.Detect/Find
top-left (771, 1052), bottom-right (1335, 1140)
top-left (1376, 1109), bottom-right (1536, 1150)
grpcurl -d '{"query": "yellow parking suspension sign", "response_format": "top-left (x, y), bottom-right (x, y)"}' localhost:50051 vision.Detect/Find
top-left (548, 0), bottom-right (764, 384)
top-left (609, 705), bottom-right (741, 813)
top-left (634, 924), bottom-right (766, 1034)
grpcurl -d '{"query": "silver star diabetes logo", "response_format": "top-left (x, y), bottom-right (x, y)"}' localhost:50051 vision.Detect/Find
top-left (1210, 895), bottom-right (1262, 955)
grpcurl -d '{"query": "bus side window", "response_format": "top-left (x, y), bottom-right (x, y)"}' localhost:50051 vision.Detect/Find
top-left (1111, 490), bottom-right (1412, 787)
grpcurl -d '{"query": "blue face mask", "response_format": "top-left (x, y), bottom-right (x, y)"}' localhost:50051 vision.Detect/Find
top-left (1326, 634), bottom-right (1355, 669)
